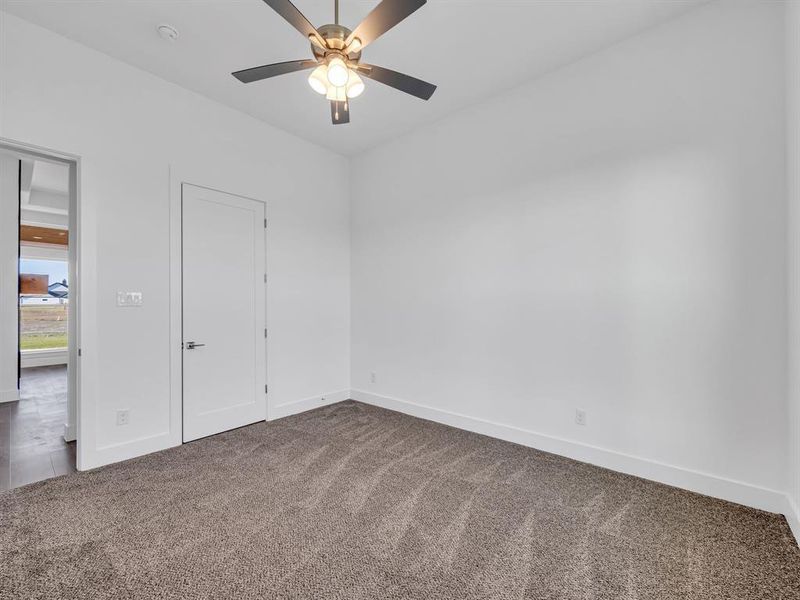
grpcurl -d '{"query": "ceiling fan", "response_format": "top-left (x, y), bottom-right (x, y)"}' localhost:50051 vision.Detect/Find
top-left (232, 0), bottom-right (436, 125)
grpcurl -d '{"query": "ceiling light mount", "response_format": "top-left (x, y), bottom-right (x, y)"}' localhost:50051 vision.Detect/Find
top-left (157, 23), bottom-right (179, 42)
top-left (311, 24), bottom-right (358, 61)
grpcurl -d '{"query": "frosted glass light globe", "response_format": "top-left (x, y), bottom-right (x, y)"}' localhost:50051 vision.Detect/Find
top-left (346, 70), bottom-right (364, 98)
top-left (307, 65), bottom-right (328, 95)
top-left (326, 56), bottom-right (349, 87)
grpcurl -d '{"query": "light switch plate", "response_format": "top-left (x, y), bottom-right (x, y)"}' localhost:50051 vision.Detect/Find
top-left (117, 291), bottom-right (143, 307)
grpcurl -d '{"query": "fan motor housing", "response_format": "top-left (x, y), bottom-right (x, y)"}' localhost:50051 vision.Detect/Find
top-left (312, 24), bottom-right (361, 62)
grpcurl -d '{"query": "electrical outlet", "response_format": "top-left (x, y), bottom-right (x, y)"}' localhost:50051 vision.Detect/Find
top-left (575, 409), bottom-right (587, 426)
top-left (116, 409), bottom-right (130, 426)
top-left (370, 371), bottom-right (376, 384)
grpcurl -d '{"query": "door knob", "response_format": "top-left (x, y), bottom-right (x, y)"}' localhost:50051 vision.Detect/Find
top-left (185, 341), bottom-right (205, 350)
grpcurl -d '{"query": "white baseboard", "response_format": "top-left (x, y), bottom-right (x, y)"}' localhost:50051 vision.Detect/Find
top-left (84, 431), bottom-right (177, 472)
top-left (351, 389), bottom-right (789, 516)
top-left (270, 389), bottom-right (351, 420)
top-left (0, 388), bottom-right (19, 403)
top-left (784, 495), bottom-right (800, 545)
top-left (81, 390), bottom-right (350, 471)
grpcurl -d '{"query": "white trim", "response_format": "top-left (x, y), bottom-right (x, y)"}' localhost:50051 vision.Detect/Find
top-left (0, 389), bottom-right (19, 403)
top-left (784, 495), bottom-right (800, 546)
top-left (20, 210), bottom-right (69, 230)
top-left (350, 389), bottom-right (789, 516)
top-left (21, 348), bottom-right (68, 368)
top-left (0, 155), bottom-right (19, 405)
top-left (270, 389), bottom-right (351, 420)
top-left (168, 167), bottom-right (184, 451)
top-left (0, 137), bottom-right (82, 466)
top-left (20, 243), bottom-right (68, 261)
top-left (87, 431), bottom-right (174, 470)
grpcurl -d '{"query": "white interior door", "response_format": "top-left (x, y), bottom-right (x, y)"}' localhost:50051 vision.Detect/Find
top-left (182, 183), bottom-right (265, 442)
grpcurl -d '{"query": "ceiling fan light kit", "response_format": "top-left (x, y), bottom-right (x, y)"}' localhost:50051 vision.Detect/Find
top-left (232, 0), bottom-right (437, 125)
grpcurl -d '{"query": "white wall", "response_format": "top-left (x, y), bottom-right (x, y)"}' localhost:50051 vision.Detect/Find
top-left (786, 0), bottom-right (800, 537)
top-left (0, 154), bottom-right (19, 403)
top-left (0, 12), bottom-right (351, 469)
top-left (351, 0), bottom-right (788, 511)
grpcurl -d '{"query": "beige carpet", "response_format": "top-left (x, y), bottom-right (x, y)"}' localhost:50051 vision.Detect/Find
top-left (1, 400), bottom-right (798, 599)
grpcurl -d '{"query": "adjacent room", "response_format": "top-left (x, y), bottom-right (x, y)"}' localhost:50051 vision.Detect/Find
top-left (0, 156), bottom-right (76, 490)
top-left (1, 0), bottom-right (799, 598)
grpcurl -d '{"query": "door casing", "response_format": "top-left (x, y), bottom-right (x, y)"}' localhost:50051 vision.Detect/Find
top-left (0, 137), bottom-right (81, 465)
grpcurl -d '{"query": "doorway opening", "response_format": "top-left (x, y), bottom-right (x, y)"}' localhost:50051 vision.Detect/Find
top-left (0, 142), bottom-right (79, 490)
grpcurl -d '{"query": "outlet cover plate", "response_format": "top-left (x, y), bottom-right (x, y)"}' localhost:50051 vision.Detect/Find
top-left (117, 291), bottom-right (143, 307)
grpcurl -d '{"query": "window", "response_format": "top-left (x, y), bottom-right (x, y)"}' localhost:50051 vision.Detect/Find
top-left (19, 258), bottom-right (68, 351)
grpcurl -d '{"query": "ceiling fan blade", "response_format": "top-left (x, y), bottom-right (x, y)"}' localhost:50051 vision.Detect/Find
top-left (345, 0), bottom-right (426, 51)
top-left (232, 59), bottom-right (317, 83)
top-left (331, 100), bottom-right (350, 125)
top-left (261, 0), bottom-right (325, 46)
top-left (356, 63), bottom-right (436, 100)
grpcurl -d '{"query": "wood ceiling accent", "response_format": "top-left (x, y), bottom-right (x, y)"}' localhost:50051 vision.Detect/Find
top-left (20, 225), bottom-right (68, 246)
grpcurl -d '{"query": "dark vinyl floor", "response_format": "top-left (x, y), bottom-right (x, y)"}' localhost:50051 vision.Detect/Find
top-left (0, 365), bottom-right (75, 491)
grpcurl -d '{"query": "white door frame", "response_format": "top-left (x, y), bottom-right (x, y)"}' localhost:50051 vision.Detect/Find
top-left (0, 137), bottom-right (82, 463)
top-left (168, 167), bottom-right (268, 446)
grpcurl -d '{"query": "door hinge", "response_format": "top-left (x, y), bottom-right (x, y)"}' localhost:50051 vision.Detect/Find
top-left (264, 328), bottom-right (268, 338)
top-left (264, 218), bottom-right (267, 229)
top-left (264, 273), bottom-right (267, 283)
top-left (78, 348), bottom-right (82, 357)
top-left (265, 384), bottom-right (268, 394)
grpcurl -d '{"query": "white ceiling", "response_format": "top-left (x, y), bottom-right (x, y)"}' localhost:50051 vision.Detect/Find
top-left (30, 160), bottom-right (69, 196)
top-left (20, 159), bottom-right (69, 223)
top-left (3, 0), bottom-right (708, 156)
